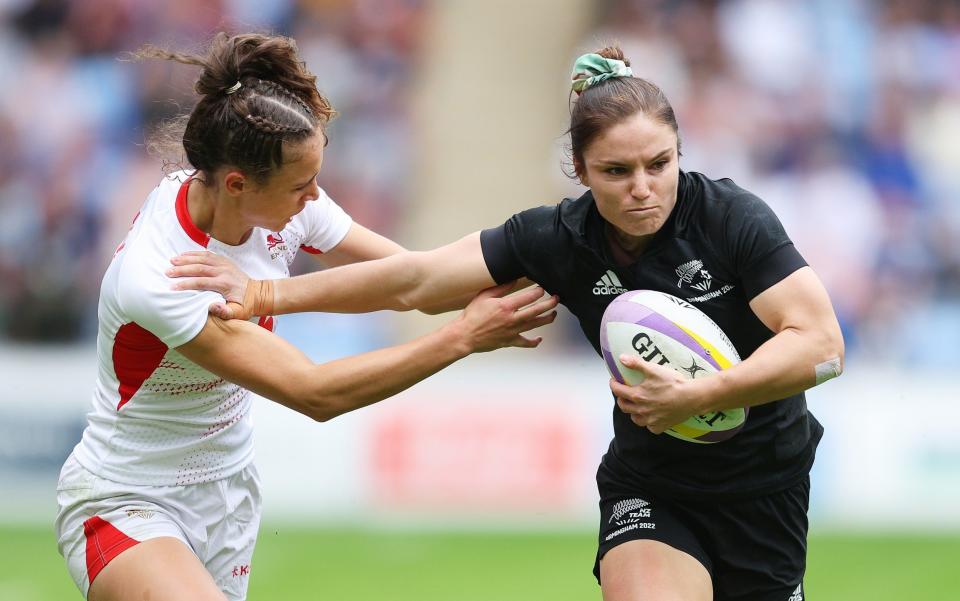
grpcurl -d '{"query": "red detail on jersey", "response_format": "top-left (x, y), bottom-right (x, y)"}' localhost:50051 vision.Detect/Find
top-left (257, 315), bottom-right (275, 332)
top-left (157, 360), bottom-right (187, 371)
top-left (114, 323), bottom-right (168, 410)
top-left (83, 516), bottom-right (140, 586)
top-left (148, 379), bottom-right (224, 397)
top-left (300, 245), bottom-right (323, 254)
top-left (174, 176), bottom-right (210, 248)
top-left (203, 390), bottom-right (245, 439)
top-left (266, 233), bottom-right (284, 250)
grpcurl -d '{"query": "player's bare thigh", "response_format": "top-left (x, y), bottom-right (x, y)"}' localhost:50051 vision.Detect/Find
top-left (88, 537), bottom-right (227, 601)
top-left (600, 539), bottom-right (712, 601)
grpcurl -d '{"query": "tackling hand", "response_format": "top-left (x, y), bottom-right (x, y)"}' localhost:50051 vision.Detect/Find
top-left (453, 283), bottom-right (559, 353)
top-left (167, 251), bottom-right (272, 320)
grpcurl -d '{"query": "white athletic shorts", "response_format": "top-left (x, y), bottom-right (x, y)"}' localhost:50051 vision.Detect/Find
top-left (55, 453), bottom-right (262, 600)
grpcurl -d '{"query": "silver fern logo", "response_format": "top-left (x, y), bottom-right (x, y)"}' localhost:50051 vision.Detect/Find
top-left (675, 259), bottom-right (702, 287)
top-left (609, 498), bottom-right (650, 523)
top-left (676, 259), bottom-right (713, 292)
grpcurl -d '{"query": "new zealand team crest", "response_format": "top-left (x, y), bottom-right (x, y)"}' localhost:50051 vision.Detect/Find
top-left (675, 258), bottom-right (713, 292)
top-left (674, 258), bottom-right (735, 303)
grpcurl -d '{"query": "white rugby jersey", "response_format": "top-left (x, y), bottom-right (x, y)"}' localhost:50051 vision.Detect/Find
top-left (72, 171), bottom-right (351, 486)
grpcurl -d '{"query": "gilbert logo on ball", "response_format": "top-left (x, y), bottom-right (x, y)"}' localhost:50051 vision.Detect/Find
top-left (600, 290), bottom-right (747, 443)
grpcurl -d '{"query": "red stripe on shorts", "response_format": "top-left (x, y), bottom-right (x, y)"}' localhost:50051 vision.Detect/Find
top-left (83, 516), bottom-right (140, 586)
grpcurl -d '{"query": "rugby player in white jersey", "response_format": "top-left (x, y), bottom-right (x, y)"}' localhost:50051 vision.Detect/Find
top-left (55, 32), bottom-right (558, 601)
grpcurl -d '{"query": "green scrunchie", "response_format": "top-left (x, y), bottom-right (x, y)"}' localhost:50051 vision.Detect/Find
top-left (571, 53), bottom-right (633, 93)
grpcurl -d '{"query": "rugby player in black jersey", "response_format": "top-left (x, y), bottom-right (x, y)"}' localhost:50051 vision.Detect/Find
top-left (171, 46), bottom-right (844, 601)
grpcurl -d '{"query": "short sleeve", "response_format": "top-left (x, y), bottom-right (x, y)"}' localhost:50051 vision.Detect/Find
top-left (480, 204), bottom-right (569, 291)
top-left (480, 225), bottom-right (524, 284)
top-left (722, 193), bottom-right (807, 300)
top-left (298, 188), bottom-right (353, 254)
top-left (117, 261), bottom-right (223, 349)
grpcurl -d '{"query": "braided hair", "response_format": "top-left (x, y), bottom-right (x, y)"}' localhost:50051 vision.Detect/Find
top-left (137, 33), bottom-right (335, 183)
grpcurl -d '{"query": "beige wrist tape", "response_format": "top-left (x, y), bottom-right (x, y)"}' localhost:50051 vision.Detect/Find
top-left (245, 279), bottom-right (275, 317)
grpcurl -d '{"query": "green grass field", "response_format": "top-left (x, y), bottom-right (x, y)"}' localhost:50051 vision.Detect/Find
top-left (2, 526), bottom-right (956, 600)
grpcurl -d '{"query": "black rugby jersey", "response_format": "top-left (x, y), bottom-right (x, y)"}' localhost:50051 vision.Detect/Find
top-left (480, 170), bottom-right (823, 500)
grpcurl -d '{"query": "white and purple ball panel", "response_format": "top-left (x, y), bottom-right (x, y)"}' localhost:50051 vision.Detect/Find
top-left (626, 290), bottom-right (740, 362)
top-left (599, 290), bottom-right (748, 444)
top-left (600, 297), bottom-right (723, 385)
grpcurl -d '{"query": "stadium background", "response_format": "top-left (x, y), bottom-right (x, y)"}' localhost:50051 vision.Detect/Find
top-left (1, 0), bottom-right (957, 599)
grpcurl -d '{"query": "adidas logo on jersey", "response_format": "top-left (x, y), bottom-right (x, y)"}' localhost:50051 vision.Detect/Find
top-left (593, 270), bottom-right (628, 295)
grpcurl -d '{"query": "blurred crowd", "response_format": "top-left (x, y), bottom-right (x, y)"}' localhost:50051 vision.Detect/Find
top-left (0, 0), bottom-right (424, 341)
top-left (592, 0), bottom-right (960, 366)
top-left (1, 0), bottom-right (957, 366)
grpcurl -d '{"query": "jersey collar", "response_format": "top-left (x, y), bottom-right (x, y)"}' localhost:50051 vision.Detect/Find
top-left (175, 175), bottom-right (211, 248)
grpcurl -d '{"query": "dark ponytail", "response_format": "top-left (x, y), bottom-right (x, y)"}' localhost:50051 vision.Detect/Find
top-left (137, 32), bottom-right (335, 183)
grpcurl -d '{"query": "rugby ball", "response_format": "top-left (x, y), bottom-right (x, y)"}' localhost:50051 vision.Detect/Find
top-left (600, 290), bottom-right (747, 443)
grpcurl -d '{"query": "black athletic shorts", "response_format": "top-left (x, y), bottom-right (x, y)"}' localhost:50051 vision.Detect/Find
top-left (594, 473), bottom-right (810, 601)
